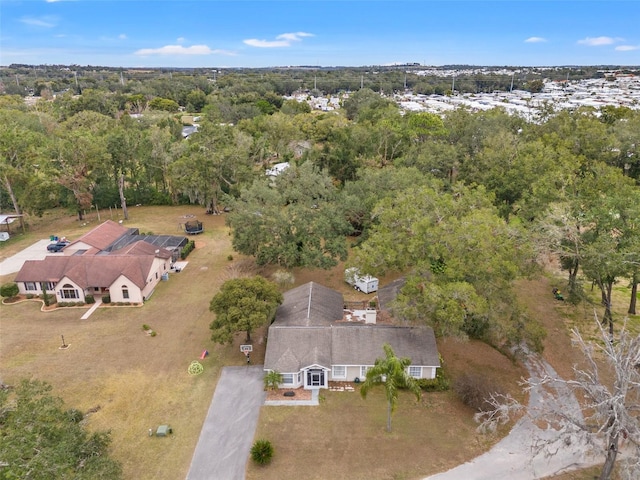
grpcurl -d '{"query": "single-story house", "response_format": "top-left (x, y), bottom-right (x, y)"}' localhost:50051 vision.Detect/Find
top-left (63, 220), bottom-right (188, 262)
top-left (264, 282), bottom-right (440, 390)
top-left (15, 240), bottom-right (171, 303)
top-left (13, 220), bottom-right (187, 304)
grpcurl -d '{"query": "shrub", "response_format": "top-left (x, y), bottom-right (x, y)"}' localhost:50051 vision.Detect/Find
top-left (180, 240), bottom-right (196, 259)
top-left (66, 408), bottom-right (84, 423)
top-left (150, 331), bottom-right (157, 337)
top-left (142, 324), bottom-right (151, 331)
top-left (85, 295), bottom-right (95, 304)
top-left (0, 283), bottom-right (19, 298)
top-left (26, 293), bottom-right (35, 299)
top-left (453, 373), bottom-right (506, 413)
top-left (102, 295), bottom-right (111, 303)
top-left (250, 439), bottom-right (274, 465)
top-left (417, 368), bottom-right (450, 392)
top-left (227, 254), bottom-right (234, 261)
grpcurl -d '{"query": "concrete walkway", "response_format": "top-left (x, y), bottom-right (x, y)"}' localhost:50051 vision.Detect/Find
top-left (80, 298), bottom-right (102, 319)
top-left (423, 353), bottom-right (600, 480)
top-left (186, 366), bottom-right (266, 480)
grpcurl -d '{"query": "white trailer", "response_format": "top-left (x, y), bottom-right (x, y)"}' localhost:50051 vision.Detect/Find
top-left (345, 267), bottom-right (379, 294)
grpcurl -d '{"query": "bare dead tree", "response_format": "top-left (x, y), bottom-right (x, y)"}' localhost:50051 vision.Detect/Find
top-left (476, 313), bottom-right (640, 480)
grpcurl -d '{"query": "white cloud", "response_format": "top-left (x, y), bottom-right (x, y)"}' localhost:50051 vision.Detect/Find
top-left (244, 32), bottom-right (314, 48)
top-left (176, 37), bottom-right (186, 44)
top-left (119, 34), bottom-right (127, 40)
top-left (134, 44), bottom-right (235, 56)
top-left (615, 45), bottom-right (639, 51)
top-left (20, 16), bottom-right (58, 28)
top-left (577, 36), bottom-right (621, 46)
top-left (525, 37), bottom-right (547, 43)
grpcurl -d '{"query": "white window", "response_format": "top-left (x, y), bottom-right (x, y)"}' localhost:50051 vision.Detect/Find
top-left (409, 366), bottom-right (421, 378)
top-left (281, 374), bottom-right (294, 385)
top-left (122, 287), bottom-right (129, 299)
top-left (360, 366), bottom-right (370, 378)
top-left (45, 282), bottom-right (57, 291)
top-left (332, 366), bottom-right (346, 379)
top-left (297, 372), bottom-right (302, 383)
top-left (25, 282), bottom-right (37, 291)
top-left (61, 284), bottom-right (78, 299)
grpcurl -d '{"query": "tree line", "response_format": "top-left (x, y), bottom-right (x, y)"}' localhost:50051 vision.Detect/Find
top-left (1, 84), bottom-right (639, 351)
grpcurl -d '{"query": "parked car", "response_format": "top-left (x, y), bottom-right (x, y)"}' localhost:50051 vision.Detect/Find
top-left (47, 241), bottom-right (69, 252)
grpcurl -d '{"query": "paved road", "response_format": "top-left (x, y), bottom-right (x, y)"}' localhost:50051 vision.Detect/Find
top-left (186, 366), bottom-right (265, 480)
top-left (423, 353), bottom-right (600, 480)
top-left (0, 239), bottom-right (59, 275)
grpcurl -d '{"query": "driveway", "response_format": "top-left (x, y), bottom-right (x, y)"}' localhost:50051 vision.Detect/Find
top-left (0, 239), bottom-right (59, 275)
top-left (186, 366), bottom-right (266, 480)
top-left (423, 354), bottom-right (600, 480)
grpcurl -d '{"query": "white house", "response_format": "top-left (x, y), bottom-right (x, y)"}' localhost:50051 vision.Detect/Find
top-left (264, 282), bottom-right (440, 390)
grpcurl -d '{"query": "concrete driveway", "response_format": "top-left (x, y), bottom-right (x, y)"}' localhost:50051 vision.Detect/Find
top-left (0, 239), bottom-right (60, 276)
top-left (423, 354), bottom-right (600, 480)
top-left (186, 366), bottom-right (266, 480)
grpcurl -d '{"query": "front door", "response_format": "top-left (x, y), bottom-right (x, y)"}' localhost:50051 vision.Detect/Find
top-left (307, 369), bottom-right (324, 388)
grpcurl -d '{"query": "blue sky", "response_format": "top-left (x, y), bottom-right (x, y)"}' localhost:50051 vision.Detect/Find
top-left (1, 1), bottom-right (639, 68)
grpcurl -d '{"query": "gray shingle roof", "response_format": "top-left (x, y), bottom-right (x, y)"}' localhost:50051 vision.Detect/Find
top-left (264, 327), bottom-right (331, 372)
top-left (264, 282), bottom-right (440, 373)
top-left (377, 277), bottom-right (406, 312)
top-left (274, 281), bottom-right (344, 327)
top-left (331, 324), bottom-right (439, 367)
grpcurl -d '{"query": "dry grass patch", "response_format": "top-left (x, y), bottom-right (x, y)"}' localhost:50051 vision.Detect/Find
top-left (249, 336), bottom-right (527, 480)
top-left (0, 206), bottom-right (242, 480)
top-left (249, 388), bottom-right (503, 480)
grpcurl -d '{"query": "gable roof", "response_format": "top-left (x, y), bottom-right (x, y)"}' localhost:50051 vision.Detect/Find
top-left (15, 254), bottom-right (157, 289)
top-left (66, 220), bottom-right (132, 251)
top-left (264, 324), bottom-right (439, 372)
top-left (264, 327), bottom-right (332, 372)
top-left (377, 277), bottom-right (406, 313)
top-left (331, 324), bottom-right (439, 367)
top-left (274, 281), bottom-right (344, 327)
top-left (264, 281), bottom-right (440, 373)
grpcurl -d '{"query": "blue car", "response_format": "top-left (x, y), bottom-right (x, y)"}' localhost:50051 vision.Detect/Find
top-left (47, 241), bottom-right (69, 252)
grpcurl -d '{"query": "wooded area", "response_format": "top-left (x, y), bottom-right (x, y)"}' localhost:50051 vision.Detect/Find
top-left (1, 67), bottom-right (639, 354)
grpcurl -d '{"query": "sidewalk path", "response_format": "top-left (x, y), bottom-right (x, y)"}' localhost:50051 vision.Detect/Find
top-left (424, 353), bottom-right (600, 480)
top-left (186, 366), bottom-right (265, 480)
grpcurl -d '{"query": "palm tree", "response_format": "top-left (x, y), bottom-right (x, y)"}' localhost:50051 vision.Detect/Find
top-left (360, 343), bottom-right (422, 432)
top-left (264, 370), bottom-right (283, 391)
